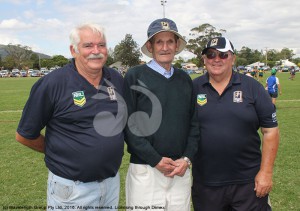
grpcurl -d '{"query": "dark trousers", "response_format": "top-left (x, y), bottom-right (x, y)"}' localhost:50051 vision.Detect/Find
top-left (192, 182), bottom-right (272, 211)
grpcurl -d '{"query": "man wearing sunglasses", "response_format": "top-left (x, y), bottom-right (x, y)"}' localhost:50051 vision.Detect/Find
top-left (192, 37), bottom-right (279, 211)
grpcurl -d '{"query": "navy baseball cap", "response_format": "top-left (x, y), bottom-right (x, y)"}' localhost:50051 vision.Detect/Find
top-left (202, 37), bottom-right (235, 55)
top-left (141, 18), bottom-right (187, 58)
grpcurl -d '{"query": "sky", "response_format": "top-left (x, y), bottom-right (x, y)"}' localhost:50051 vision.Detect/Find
top-left (0, 0), bottom-right (299, 62)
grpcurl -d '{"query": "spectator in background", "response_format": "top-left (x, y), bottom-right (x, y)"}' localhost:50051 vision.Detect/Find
top-left (289, 66), bottom-right (296, 80)
top-left (258, 67), bottom-right (264, 82)
top-left (266, 68), bottom-right (282, 105)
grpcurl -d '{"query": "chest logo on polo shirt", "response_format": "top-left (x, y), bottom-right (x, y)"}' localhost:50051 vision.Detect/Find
top-left (197, 94), bottom-right (207, 106)
top-left (107, 87), bottom-right (117, 100)
top-left (72, 91), bottom-right (86, 107)
top-left (233, 91), bottom-right (243, 103)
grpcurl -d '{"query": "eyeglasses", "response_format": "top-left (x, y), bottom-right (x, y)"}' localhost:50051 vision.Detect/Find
top-left (205, 51), bottom-right (230, 59)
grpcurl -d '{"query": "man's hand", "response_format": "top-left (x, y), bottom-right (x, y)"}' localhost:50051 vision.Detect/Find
top-left (254, 170), bottom-right (273, 198)
top-left (155, 157), bottom-right (178, 175)
top-left (164, 158), bottom-right (189, 178)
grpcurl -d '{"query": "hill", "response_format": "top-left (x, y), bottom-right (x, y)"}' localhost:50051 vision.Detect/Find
top-left (0, 44), bottom-right (51, 59)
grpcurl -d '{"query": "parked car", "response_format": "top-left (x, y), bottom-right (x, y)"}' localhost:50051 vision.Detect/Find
top-left (184, 69), bottom-right (194, 74)
top-left (41, 70), bottom-right (50, 76)
top-left (281, 66), bottom-right (289, 72)
top-left (30, 70), bottom-right (41, 77)
top-left (49, 67), bottom-right (56, 72)
top-left (0, 70), bottom-right (9, 78)
top-left (20, 70), bottom-right (28, 77)
top-left (11, 69), bottom-right (20, 77)
top-left (11, 69), bottom-right (19, 77)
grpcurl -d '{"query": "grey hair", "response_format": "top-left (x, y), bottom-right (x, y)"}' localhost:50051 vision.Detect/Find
top-left (69, 23), bottom-right (106, 53)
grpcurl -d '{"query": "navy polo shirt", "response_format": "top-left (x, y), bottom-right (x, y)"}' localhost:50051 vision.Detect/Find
top-left (17, 59), bottom-right (126, 182)
top-left (192, 72), bottom-right (278, 186)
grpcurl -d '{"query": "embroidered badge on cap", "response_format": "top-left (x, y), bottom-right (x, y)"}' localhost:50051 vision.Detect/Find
top-left (233, 91), bottom-right (243, 103)
top-left (197, 94), bottom-right (207, 106)
top-left (210, 38), bottom-right (219, 46)
top-left (161, 21), bottom-right (170, 30)
top-left (72, 91), bottom-right (86, 107)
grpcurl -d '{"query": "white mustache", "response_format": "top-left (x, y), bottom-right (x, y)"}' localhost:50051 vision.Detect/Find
top-left (87, 54), bottom-right (105, 59)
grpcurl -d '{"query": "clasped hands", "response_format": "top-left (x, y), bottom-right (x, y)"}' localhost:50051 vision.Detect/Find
top-left (155, 157), bottom-right (189, 178)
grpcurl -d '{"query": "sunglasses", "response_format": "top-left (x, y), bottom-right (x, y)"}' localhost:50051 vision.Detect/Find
top-left (205, 51), bottom-right (230, 59)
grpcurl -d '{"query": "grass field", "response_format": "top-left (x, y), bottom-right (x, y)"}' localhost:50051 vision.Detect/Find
top-left (0, 72), bottom-right (299, 210)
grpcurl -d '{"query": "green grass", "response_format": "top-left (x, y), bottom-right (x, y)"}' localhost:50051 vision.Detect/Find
top-left (0, 72), bottom-right (299, 210)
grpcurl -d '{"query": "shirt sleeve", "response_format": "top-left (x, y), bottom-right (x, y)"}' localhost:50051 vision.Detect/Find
top-left (254, 83), bottom-right (278, 128)
top-left (182, 78), bottom-right (200, 162)
top-left (17, 78), bottom-right (54, 139)
top-left (123, 69), bottom-right (162, 167)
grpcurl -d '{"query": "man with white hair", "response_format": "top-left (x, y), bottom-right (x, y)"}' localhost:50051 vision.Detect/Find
top-left (16, 23), bottom-right (126, 210)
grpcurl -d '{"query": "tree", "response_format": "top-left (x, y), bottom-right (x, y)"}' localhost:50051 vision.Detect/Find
top-left (266, 49), bottom-right (281, 63)
top-left (0, 55), bottom-right (3, 69)
top-left (37, 55), bottom-right (70, 69)
top-left (236, 47), bottom-right (263, 66)
top-left (187, 58), bottom-right (201, 67)
top-left (114, 34), bottom-right (141, 67)
top-left (4, 44), bottom-right (33, 69)
top-left (173, 61), bottom-right (182, 69)
top-left (3, 56), bottom-right (15, 70)
top-left (292, 57), bottom-right (300, 67)
top-left (186, 23), bottom-right (225, 66)
top-left (279, 48), bottom-right (295, 60)
top-left (106, 54), bottom-right (114, 66)
top-left (235, 57), bottom-right (248, 66)
top-left (30, 53), bottom-right (40, 69)
top-left (51, 55), bottom-right (69, 67)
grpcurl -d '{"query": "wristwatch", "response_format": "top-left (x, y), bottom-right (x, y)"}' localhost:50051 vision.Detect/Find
top-left (182, 156), bottom-right (192, 167)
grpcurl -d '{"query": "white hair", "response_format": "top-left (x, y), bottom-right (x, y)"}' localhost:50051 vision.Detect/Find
top-left (69, 23), bottom-right (106, 53)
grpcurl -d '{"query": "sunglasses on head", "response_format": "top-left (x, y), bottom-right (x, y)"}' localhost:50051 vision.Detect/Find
top-left (205, 51), bottom-right (230, 59)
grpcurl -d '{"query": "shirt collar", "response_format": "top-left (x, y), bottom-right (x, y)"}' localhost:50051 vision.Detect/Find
top-left (201, 71), bottom-right (241, 87)
top-left (71, 58), bottom-right (111, 81)
top-left (147, 59), bottom-right (174, 78)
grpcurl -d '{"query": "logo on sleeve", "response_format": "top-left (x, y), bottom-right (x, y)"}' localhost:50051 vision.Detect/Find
top-left (197, 94), bottom-right (207, 106)
top-left (233, 91), bottom-right (243, 103)
top-left (272, 112), bottom-right (277, 123)
top-left (72, 91), bottom-right (86, 107)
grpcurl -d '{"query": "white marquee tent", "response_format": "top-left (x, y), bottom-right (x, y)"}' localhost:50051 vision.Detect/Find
top-left (280, 59), bottom-right (297, 67)
top-left (246, 62), bottom-right (265, 67)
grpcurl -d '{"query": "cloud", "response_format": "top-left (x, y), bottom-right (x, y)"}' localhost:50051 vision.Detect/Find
top-left (0, 19), bottom-right (32, 29)
top-left (0, 0), bottom-right (299, 58)
top-left (0, 34), bottom-right (20, 45)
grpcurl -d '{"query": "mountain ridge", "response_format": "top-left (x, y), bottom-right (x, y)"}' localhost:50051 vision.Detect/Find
top-left (0, 44), bottom-right (51, 59)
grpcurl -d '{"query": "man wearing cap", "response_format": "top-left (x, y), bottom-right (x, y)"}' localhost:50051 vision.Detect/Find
top-left (266, 68), bottom-right (282, 105)
top-left (123, 18), bottom-right (199, 210)
top-left (192, 37), bottom-right (279, 211)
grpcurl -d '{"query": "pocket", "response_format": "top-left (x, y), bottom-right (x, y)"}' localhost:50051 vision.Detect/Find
top-left (131, 164), bottom-right (148, 175)
top-left (50, 181), bottom-right (74, 201)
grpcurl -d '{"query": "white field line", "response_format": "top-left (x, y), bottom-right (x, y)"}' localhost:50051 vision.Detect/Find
top-left (0, 99), bottom-right (299, 113)
top-left (0, 110), bottom-right (23, 113)
top-left (277, 99), bottom-right (300, 102)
